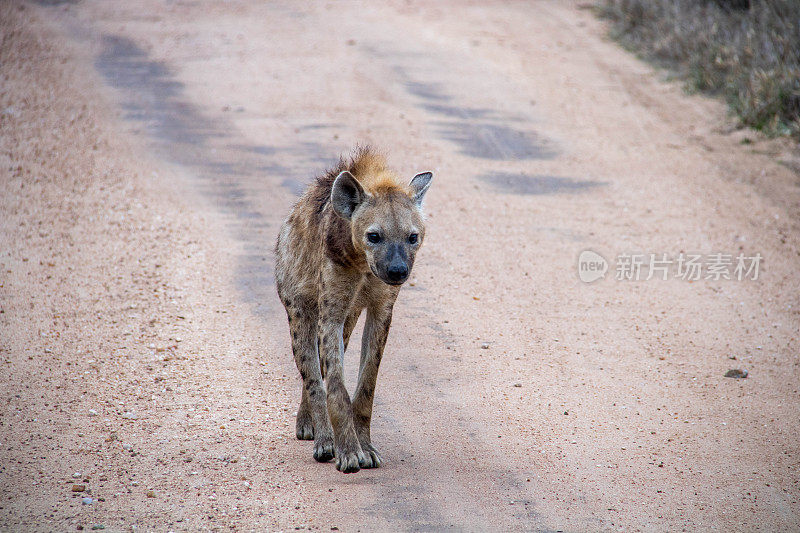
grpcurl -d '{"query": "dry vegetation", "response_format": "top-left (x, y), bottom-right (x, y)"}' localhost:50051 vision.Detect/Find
top-left (598, 0), bottom-right (800, 139)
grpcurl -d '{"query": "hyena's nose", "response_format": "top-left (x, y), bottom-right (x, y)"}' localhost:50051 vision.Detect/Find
top-left (387, 264), bottom-right (409, 283)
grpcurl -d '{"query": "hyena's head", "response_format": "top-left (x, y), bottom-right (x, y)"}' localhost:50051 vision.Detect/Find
top-left (331, 170), bottom-right (432, 286)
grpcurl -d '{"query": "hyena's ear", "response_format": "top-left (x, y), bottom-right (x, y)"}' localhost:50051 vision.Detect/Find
top-left (409, 172), bottom-right (433, 207)
top-left (331, 171), bottom-right (366, 219)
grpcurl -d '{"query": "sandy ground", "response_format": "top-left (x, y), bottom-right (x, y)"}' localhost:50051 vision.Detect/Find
top-left (1, 0), bottom-right (799, 531)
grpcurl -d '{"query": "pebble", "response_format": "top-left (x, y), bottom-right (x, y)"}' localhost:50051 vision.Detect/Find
top-left (72, 484), bottom-right (86, 492)
top-left (724, 369), bottom-right (748, 379)
top-left (72, 472), bottom-right (82, 479)
top-left (81, 497), bottom-right (93, 505)
top-left (122, 411), bottom-right (137, 420)
top-left (122, 443), bottom-right (133, 451)
top-left (146, 490), bottom-right (155, 498)
top-left (91, 526), bottom-right (105, 531)
top-left (480, 342), bottom-right (490, 349)
top-left (513, 383), bottom-right (522, 388)
top-left (88, 410), bottom-right (98, 417)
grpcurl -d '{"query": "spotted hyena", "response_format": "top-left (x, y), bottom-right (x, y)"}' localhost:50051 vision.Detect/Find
top-left (274, 147), bottom-right (432, 473)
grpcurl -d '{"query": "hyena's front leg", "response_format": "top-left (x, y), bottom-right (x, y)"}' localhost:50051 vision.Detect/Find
top-left (352, 302), bottom-right (394, 468)
top-left (318, 287), bottom-right (367, 472)
top-left (319, 318), bottom-right (368, 472)
top-left (286, 302), bottom-right (334, 462)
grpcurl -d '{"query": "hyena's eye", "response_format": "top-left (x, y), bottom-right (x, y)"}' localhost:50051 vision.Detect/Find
top-left (408, 233), bottom-right (418, 245)
top-left (366, 232), bottom-right (382, 244)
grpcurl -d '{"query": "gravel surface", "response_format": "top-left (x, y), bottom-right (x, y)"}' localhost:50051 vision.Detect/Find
top-left (2, 0), bottom-right (799, 531)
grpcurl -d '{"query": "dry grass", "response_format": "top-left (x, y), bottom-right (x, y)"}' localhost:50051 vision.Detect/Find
top-left (597, 0), bottom-right (800, 139)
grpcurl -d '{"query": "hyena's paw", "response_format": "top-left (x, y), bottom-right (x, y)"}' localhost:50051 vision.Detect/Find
top-left (334, 442), bottom-right (366, 474)
top-left (358, 442), bottom-right (383, 469)
top-left (313, 436), bottom-right (335, 463)
top-left (295, 409), bottom-right (314, 441)
top-left (335, 450), bottom-right (366, 474)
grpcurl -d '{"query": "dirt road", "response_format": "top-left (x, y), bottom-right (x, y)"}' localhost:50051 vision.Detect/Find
top-left (2, 1), bottom-right (799, 531)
